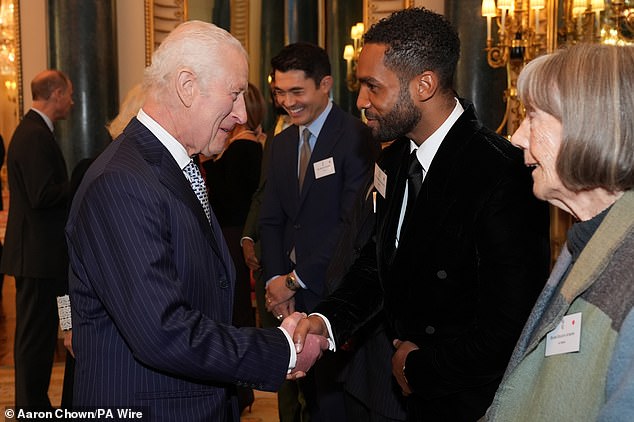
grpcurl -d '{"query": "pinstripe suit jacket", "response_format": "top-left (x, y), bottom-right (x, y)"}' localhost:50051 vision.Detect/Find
top-left (66, 118), bottom-right (290, 421)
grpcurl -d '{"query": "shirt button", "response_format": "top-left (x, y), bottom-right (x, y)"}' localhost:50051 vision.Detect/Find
top-left (436, 270), bottom-right (447, 280)
top-left (425, 325), bottom-right (436, 334)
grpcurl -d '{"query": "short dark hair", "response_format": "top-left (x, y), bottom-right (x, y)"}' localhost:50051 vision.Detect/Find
top-left (270, 42), bottom-right (331, 86)
top-left (364, 7), bottom-right (460, 90)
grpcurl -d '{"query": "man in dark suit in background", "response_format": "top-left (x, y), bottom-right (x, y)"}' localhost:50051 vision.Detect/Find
top-left (1, 69), bottom-right (73, 409)
top-left (293, 8), bottom-right (551, 421)
top-left (0, 133), bottom-right (5, 300)
top-left (259, 42), bottom-right (378, 421)
top-left (66, 21), bottom-right (326, 421)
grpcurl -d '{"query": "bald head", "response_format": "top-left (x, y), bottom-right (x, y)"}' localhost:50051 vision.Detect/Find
top-left (31, 70), bottom-right (71, 101)
top-left (31, 69), bottom-right (74, 122)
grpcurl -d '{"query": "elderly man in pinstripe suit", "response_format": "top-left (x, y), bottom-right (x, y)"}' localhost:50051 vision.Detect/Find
top-left (66, 21), bottom-right (326, 421)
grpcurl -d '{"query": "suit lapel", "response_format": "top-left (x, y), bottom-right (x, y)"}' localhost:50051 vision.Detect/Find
top-left (376, 138), bottom-right (409, 267)
top-left (130, 119), bottom-right (231, 272)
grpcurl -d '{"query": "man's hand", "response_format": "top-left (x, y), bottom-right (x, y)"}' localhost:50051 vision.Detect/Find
top-left (280, 311), bottom-right (306, 336)
top-left (292, 315), bottom-right (329, 354)
top-left (270, 297), bottom-right (295, 320)
top-left (289, 333), bottom-right (329, 379)
top-left (241, 238), bottom-right (260, 271)
top-left (392, 339), bottom-right (419, 396)
top-left (266, 275), bottom-right (296, 318)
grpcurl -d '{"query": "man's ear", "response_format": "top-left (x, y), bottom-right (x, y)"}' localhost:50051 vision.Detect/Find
top-left (414, 71), bottom-right (438, 102)
top-left (176, 69), bottom-right (196, 107)
top-left (319, 75), bottom-right (334, 93)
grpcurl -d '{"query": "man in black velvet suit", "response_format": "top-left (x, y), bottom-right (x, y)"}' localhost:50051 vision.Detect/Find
top-left (294, 8), bottom-right (551, 421)
top-left (1, 70), bottom-right (74, 409)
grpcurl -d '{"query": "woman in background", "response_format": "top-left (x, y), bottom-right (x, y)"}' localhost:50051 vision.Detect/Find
top-left (203, 82), bottom-right (266, 329)
top-left (485, 43), bottom-right (634, 421)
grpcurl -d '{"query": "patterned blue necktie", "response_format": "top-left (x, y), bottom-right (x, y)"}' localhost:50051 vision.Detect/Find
top-left (184, 159), bottom-right (211, 223)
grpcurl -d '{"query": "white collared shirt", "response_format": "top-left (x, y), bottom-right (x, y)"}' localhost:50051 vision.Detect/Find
top-left (31, 108), bottom-right (54, 133)
top-left (136, 109), bottom-right (192, 174)
top-left (395, 98), bottom-right (464, 246)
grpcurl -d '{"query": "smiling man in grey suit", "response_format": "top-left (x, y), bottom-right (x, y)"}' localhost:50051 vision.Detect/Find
top-left (66, 21), bottom-right (326, 421)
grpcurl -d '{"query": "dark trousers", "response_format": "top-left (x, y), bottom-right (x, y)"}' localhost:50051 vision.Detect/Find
top-left (14, 276), bottom-right (65, 408)
top-left (301, 351), bottom-right (349, 422)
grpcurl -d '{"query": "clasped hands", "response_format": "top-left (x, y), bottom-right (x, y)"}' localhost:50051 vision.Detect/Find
top-left (281, 313), bottom-right (420, 396)
top-left (280, 313), bottom-right (330, 380)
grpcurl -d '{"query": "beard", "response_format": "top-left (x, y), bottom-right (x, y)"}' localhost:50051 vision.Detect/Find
top-left (368, 85), bottom-right (421, 142)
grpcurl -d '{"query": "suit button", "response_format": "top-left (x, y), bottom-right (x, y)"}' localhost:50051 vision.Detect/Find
top-left (436, 270), bottom-right (447, 280)
top-left (219, 278), bottom-right (228, 288)
top-left (425, 325), bottom-right (436, 334)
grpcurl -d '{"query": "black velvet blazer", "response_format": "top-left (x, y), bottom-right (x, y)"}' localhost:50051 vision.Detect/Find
top-left (316, 100), bottom-right (551, 420)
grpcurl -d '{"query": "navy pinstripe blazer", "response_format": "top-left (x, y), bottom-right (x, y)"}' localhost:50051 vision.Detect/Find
top-left (66, 118), bottom-right (290, 421)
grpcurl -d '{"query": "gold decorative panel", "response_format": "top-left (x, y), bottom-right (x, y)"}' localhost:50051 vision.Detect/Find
top-left (364, 0), bottom-right (413, 27)
top-left (144, 0), bottom-right (187, 66)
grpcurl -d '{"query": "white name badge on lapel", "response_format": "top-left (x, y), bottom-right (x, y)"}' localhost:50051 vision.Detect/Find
top-left (374, 164), bottom-right (387, 199)
top-left (314, 157), bottom-right (335, 179)
top-left (545, 312), bottom-right (582, 357)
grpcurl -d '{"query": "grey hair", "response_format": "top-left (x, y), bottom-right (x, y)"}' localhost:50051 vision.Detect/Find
top-left (143, 20), bottom-right (247, 102)
top-left (517, 43), bottom-right (634, 192)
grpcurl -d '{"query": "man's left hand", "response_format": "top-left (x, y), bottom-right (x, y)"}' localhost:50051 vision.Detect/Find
top-left (392, 339), bottom-right (419, 396)
top-left (266, 274), bottom-right (296, 314)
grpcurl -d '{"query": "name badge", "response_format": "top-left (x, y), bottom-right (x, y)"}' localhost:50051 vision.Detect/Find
top-left (314, 157), bottom-right (335, 179)
top-left (374, 164), bottom-right (387, 199)
top-left (545, 312), bottom-right (582, 356)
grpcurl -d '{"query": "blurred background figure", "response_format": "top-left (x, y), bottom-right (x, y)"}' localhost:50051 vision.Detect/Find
top-left (204, 81), bottom-right (266, 330)
top-left (486, 43), bottom-right (634, 421)
top-left (0, 134), bottom-right (4, 301)
top-left (241, 75), bottom-right (285, 332)
top-left (1, 69), bottom-right (73, 410)
top-left (106, 83), bottom-right (145, 140)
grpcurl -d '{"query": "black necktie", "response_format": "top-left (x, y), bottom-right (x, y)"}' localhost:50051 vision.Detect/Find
top-left (407, 150), bottom-right (423, 208)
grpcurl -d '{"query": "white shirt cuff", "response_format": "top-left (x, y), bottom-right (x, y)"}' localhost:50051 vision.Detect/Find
top-left (240, 236), bottom-right (254, 247)
top-left (309, 312), bottom-right (336, 352)
top-left (277, 326), bottom-right (297, 373)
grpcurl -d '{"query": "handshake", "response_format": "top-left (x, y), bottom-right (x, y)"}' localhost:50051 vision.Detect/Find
top-left (280, 312), bottom-right (330, 380)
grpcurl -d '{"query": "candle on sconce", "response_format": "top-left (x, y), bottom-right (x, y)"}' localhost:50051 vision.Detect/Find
top-left (532, 0), bottom-right (545, 35)
top-left (481, 0), bottom-right (497, 42)
top-left (343, 44), bottom-right (354, 77)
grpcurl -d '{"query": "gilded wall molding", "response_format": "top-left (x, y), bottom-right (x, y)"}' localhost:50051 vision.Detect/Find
top-left (144, 0), bottom-right (187, 66)
top-left (364, 0), bottom-right (413, 27)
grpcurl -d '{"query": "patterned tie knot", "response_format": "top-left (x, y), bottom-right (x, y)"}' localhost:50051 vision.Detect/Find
top-left (184, 159), bottom-right (211, 223)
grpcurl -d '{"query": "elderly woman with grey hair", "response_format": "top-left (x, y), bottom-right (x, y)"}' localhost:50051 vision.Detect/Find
top-left (485, 43), bottom-right (634, 421)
